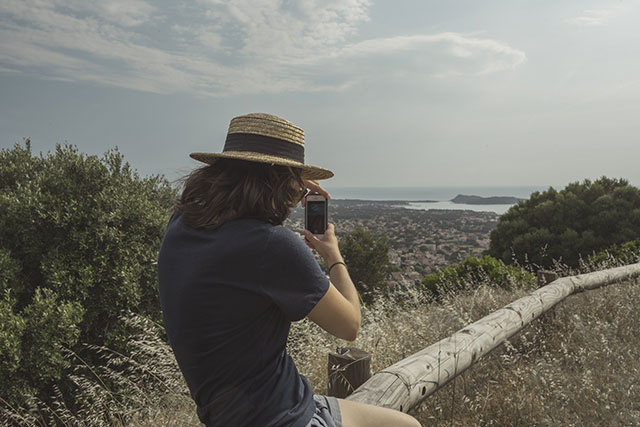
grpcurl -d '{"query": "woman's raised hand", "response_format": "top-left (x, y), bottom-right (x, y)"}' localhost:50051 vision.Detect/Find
top-left (301, 179), bottom-right (331, 208)
top-left (303, 224), bottom-right (342, 266)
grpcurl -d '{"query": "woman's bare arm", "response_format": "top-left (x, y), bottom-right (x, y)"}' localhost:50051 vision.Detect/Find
top-left (304, 224), bottom-right (361, 340)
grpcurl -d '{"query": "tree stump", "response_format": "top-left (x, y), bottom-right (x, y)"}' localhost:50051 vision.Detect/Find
top-left (328, 347), bottom-right (371, 398)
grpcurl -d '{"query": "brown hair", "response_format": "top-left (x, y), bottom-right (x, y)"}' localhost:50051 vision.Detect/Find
top-left (174, 158), bottom-right (304, 229)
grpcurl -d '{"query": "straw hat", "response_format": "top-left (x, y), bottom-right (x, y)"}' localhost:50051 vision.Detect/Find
top-left (190, 113), bottom-right (334, 180)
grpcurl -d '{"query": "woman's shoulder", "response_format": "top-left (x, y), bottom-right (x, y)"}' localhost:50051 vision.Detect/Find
top-left (261, 225), bottom-right (318, 268)
top-left (266, 223), bottom-right (305, 245)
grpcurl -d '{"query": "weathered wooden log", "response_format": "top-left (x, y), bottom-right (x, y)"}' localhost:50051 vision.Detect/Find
top-left (347, 263), bottom-right (640, 412)
top-left (328, 347), bottom-right (371, 398)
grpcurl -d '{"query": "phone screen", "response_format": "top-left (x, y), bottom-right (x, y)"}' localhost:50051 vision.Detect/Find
top-left (306, 200), bottom-right (327, 235)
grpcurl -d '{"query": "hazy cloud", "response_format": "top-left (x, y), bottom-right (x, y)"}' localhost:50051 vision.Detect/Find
top-left (571, 9), bottom-right (614, 26)
top-left (0, 65), bottom-right (19, 73)
top-left (334, 32), bottom-right (527, 76)
top-left (0, 0), bottom-right (526, 96)
top-left (55, 0), bottom-right (157, 27)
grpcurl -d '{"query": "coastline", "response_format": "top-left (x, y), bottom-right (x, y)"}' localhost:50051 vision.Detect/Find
top-left (330, 198), bottom-right (436, 205)
top-left (325, 186), bottom-right (546, 215)
top-left (330, 196), bottom-right (520, 215)
top-left (328, 185), bottom-right (549, 202)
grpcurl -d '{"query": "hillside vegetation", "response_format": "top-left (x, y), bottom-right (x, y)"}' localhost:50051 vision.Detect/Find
top-left (0, 141), bottom-right (177, 416)
top-left (2, 143), bottom-right (639, 425)
top-left (488, 177), bottom-right (640, 268)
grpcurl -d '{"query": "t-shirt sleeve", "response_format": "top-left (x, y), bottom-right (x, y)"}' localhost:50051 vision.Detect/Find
top-left (260, 226), bottom-right (330, 321)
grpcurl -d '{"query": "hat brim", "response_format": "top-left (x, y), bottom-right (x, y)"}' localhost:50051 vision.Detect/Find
top-left (189, 151), bottom-right (334, 181)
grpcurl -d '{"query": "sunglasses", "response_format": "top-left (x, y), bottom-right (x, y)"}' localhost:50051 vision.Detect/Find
top-left (299, 188), bottom-right (310, 202)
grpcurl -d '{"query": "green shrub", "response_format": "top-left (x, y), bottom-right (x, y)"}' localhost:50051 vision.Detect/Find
top-left (421, 255), bottom-right (536, 299)
top-left (339, 226), bottom-right (393, 304)
top-left (1, 288), bottom-right (83, 404)
top-left (487, 177), bottom-right (640, 268)
top-left (587, 238), bottom-right (640, 266)
top-left (0, 291), bottom-right (25, 403)
top-left (0, 140), bottom-right (177, 408)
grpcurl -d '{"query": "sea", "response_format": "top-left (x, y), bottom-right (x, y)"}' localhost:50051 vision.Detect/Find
top-left (329, 186), bottom-right (553, 215)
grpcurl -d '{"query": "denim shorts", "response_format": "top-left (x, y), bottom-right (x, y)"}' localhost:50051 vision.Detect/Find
top-left (306, 395), bottom-right (342, 427)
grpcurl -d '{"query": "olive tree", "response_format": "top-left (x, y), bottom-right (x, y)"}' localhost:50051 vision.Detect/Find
top-left (339, 226), bottom-right (393, 304)
top-left (0, 140), bottom-right (177, 408)
top-left (487, 177), bottom-right (640, 268)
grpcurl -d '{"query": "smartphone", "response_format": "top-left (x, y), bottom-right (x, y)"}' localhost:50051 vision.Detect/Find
top-left (305, 194), bottom-right (328, 237)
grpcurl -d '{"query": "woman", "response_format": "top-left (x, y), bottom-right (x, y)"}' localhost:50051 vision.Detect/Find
top-left (157, 113), bottom-right (420, 427)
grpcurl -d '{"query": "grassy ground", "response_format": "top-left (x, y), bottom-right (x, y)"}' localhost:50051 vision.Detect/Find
top-left (291, 277), bottom-right (640, 426)
top-left (411, 279), bottom-right (640, 426)
top-left (5, 268), bottom-right (639, 426)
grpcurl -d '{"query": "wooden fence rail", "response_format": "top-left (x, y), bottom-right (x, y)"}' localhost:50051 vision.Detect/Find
top-left (345, 263), bottom-right (640, 413)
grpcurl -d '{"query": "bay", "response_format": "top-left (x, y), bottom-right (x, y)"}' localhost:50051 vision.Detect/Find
top-left (404, 201), bottom-right (515, 215)
top-left (328, 185), bottom-right (553, 215)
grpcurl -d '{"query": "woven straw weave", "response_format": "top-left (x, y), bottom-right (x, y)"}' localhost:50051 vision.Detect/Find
top-left (190, 113), bottom-right (333, 180)
top-left (228, 113), bottom-right (305, 147)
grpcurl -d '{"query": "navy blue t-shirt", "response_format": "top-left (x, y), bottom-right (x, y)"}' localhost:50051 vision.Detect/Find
top-left (157, 213), bottom-right (330, 427)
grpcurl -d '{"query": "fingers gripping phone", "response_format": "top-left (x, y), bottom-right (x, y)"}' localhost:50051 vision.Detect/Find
top-left (305, 194), bottom-right (328, 238)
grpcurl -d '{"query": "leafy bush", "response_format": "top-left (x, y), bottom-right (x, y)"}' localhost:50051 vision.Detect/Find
top-left (587, 238), bottom-right (640, 267)
top-left (0, 140), bottom-right (177, 409)
top-left (487, 177), bottom-right (640, 268)
top-left (421, 255), bottom-right (536, 299)
top-left (339, 226), bottom-right (393, 304)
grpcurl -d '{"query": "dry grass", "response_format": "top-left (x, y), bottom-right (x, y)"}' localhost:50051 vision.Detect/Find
top-left (291, 260), bottom-right (640, 426)
top-left (411, 279), bottom-right (640, 426)
top-left (0, 315), bottom-right (199, 427)
top-left (4, 262), bottom-right (639, 426)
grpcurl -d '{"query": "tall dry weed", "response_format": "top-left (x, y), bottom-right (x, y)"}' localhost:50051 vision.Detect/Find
top-left (411, 277), bottom-right (640, 426)
top-left (0, 315), bottom-right (198, 427)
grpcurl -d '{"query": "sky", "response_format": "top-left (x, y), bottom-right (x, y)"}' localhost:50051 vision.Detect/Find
top-left (1, 0), bottom-right (639, 189)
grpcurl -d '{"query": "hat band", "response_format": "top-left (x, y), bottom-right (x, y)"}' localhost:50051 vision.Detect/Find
top-left (224, 133), bottom-right (305, 163)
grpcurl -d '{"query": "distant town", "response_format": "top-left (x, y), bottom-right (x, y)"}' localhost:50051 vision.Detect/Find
top-left (285, 199), bottom-right (500, 287)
